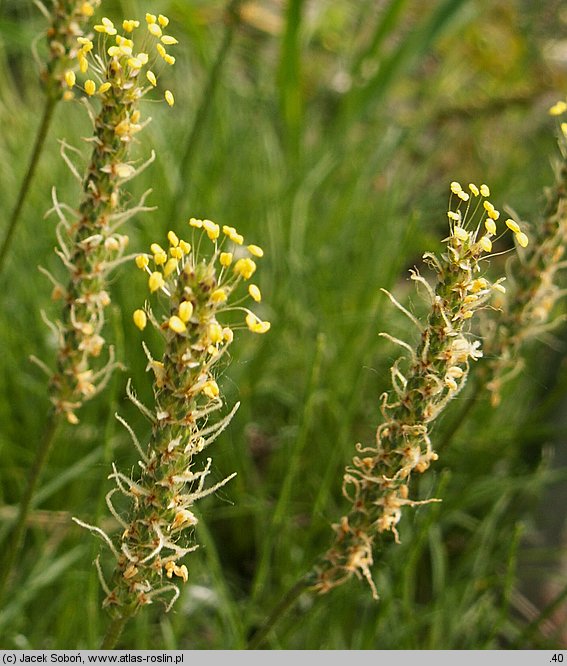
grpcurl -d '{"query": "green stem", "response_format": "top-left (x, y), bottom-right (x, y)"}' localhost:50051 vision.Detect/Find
top-left (169, 0), bottom-right (242, 221)
top-left (0, 95), bottom-right (57, 276)
top-left (0, 408), bottom-right (61, 605)
top-left (100, 615), bottom-right (129, 649)
top-left (247, 575), bottom-right (311, 649)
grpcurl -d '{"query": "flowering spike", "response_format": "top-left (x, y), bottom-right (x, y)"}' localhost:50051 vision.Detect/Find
top-left (78, 223), bottom-right (269, 617)
top-left (314, 180), bottom-right (527, 598)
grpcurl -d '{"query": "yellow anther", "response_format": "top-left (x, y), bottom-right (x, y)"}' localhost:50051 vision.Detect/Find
top-left (450, 181), bottom-right (462, 194)
top-left (78, 54), bottom-right (88, 73)
top-left (245, 313), bottom-right (271, 334)
top-left (128, 57), bottom-right (143, 69)
top-left (148, 272), bottom-right (165, 292)
top-left (168, 315), bottom-right (186, 334)
top-left (158, 14), bottom-right (170, 27)
top-left (146, 70), bottom-right (157, 87)
top-left (156, 43), bottom-right (167, 58)
top-left (151, 243), bottom-right (165, 255)
top-left (145, 13), bottom-right (157, 24)
top-left (167, 230), bottom-right (179, 247)
top-left (480, 184), bottom-right (490, 197)
top-left (515, 231), bottom-right (529, 248)
top-left (165, 90), bottom-right (175, 107)
top-left (457, 190), bottom-right (469, 201)
top-left (163, 54), bottom-right (176, 65)
top-left (220, 252), bottom-right (233, 267)
top-left (84, 79), bottom-right (96, 96)
top-left (484, 218), bottom-right (496, 235)
top-left (80, 2), bottom-right (95, 16)
top-left (189, 217), bottom-right (203, 228)
top-left (178, 301), bottom-right (194, 322)
top-left (223, 327), bottom-right (234, 343)
top-left (479, 236), bottom-right (492, 253)
top-left (154, 251), bottom-right (167, 266)
top-left (453, 226), bottom-right (468, 242)
top-left (505, 219), bottom-right (520, 234)
top-left (549, 101), bottom-right (567, 116)
top-left (447, 211), bottom-right (460, 221)
top-left (211, 288), bottom-right (227, 303)
top-left (222, 225), bottom-right (244, 244)
top-left (203, 219), bottom-right (220, 241)
top-left (208, 323), bottom-right (223, 344)
top-left (248, 284), bottom-right (261, 302)
top-left (202, 380), bottom-right (220, 399)
top-left (470, 278), bottom-right (489, 293)
top-left (179, 240), bottom-right (191, 254)
top-left (133, 309), bottom-right (147, 330)
top-left (122, 19), bottom-right (140, 32)
top-left (148, 23), bottom-right (162, 37)
top-left (468, 183), bottom-right (479, 196)
top-left (234, 258), bottom-right (257, 279)
top-left (64, 70), bottom-right (76, 87)
top-left (135, 254), bottom-right (149, 269)
top-left (163, 258), bottom-right (178, 277)
top-left (98, 82), bottom-right (112, 94)
top-left (161, 35), bottom-right (178, 45)
top-left (247, 244), bottom-right (264, 258)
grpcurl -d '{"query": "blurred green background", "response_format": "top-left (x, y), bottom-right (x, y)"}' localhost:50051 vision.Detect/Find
top-left (1, 0), bottom-right (567, 649)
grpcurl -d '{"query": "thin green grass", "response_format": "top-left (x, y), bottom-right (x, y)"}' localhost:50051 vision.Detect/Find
top-left (0, 0), bottom-right (565, 649)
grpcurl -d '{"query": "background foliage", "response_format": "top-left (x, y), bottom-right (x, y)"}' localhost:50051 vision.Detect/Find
top-left (1, 0), bottom-right (567, 649)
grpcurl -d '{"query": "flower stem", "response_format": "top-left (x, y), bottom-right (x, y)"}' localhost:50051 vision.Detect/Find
top-left (247, 575), bottom-right (312, 649)
top-left (0, 408), bottom-right (61, 605)
top-left (0, 95), bottom-right (57, 277)
top-left (100, 615), bottom-right (129, 649)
